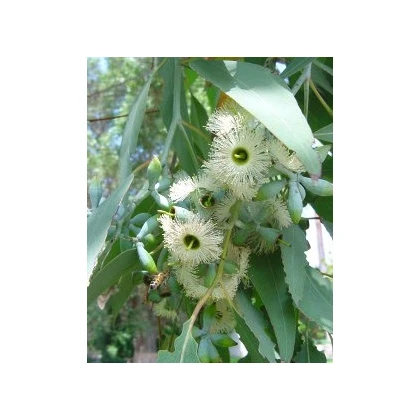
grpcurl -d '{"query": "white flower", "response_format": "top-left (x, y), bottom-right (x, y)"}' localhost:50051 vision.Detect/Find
top-left (204, 124), bottom-right (271, 200)
top-left (173, 245), bottom-right (250, 301)
top-left (169, 175), bottom-right (197, 203)
top-left (269, 139), bottom-right (306, 173)
top-left (214, 193), bottom-right (237, 223)
top-left (159, 214), bottom-right (223, 265)
top-left (265, 198), bottom-right (292, 229)
top-left (205, 108), bottom-right (244, 137)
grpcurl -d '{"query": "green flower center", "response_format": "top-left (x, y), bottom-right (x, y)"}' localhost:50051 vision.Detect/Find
top-left (232, 147), bottom-right (249, 165)
top-left (199, 193), bottom-right (215, 208)
top-left (184, 234), bottom-right (200, 250)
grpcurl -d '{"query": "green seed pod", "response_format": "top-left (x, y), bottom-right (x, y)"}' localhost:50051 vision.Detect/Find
top-left (169, 206), bottom-right (194, 221)
top-left (147, 155), bottom-right (162, 188)
top-left (210, 333), bottom-right (238, 348)
top-left (255, 179), bottom-right (286, 201)
top-left (136, 214), bottom-right (160, 241)
top-left (256, 225), bottom-right (280, 246)
top-left (203, 263), bottom-right (217, 287)
top-left (299, 176), bottom-right (333, 197)
top-left (88, 177), bottom-right (103, 209)
top-left (151, 190), bottom-right (171, 210)
top-left (223, 259), bottom-right (239, 275)
top-left (136, 242), bottom-right (158, 273)
top-left (287, 181), bottom-right (303, 224)
top-left (130, 213), bottom-right (152, 226)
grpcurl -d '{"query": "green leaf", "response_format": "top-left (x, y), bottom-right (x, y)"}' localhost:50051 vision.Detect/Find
top-left (234, 289), bottom-right (277, 363)
top-left (160, 58), bottom-right (199, 175)
top-left (118, 78), bottom-right (152, 183)
top-left (294, 338), bottom-right (327, 363)
top-left (191, 59), bottom-right (321, 178)
top-left (298, 267), bottom-right (333, 333)
top-left (322, 219), bottom-right (333, 238)
top-left (248, 251), bottom-right (296, 362)
top-left (107, 272), bottom-right (138, 319)
top-left (235, 316), bottom-right (269, 363)
top-left (314, 123), bottom-right (333, 143)
top-left (280, 57), bottom-right (316, 79)
top-left (189, 93), bottom-right (210, 159)
top-left (87, 248), bottom-right (140, 305)
top-left (198, 337), bottom-right (221, 362)
top-left (87, 174), bottom-right (134, 280)
top-left (280, 224), bottom-right (310, 305)
top-left (157, 320), bottom-right (200, 363)
top-left (311, 195), bottom-right (333, 222)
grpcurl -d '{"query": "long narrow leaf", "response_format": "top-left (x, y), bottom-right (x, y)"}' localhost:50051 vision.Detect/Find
top-left (248, 251), bottom-right (296, 362)
top-left (118, 78), bottom-right (152, 182)
top-left (235, 289), bottom-right (277, 362)
top-left (87, 248), bottom-right (140, 305)
top-left (87, 174), bottom-right (133, 280)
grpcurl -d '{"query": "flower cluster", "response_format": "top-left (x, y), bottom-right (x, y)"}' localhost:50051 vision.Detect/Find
top-left (158, 106), bottom-right (307, 328)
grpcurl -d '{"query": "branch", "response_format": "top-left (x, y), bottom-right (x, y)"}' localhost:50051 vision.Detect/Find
top-left (87, 108), bottom-right (159, 123)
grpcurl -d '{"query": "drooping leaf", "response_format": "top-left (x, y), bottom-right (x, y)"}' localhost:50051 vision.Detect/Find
top-left (157, 320), bottom-right (200, 363)
top-left (280, 224), bottom-right (310, 305)
top-left (248, 251), bottom-right (296, 362)
top-left (298, 267), bottom-right (333, 333)
top-left (314, 123), bottom-right (333, 143)
top-left (118, 78), bottom-right (152, 183)
top-left (294, 338), bottom-right (327, 363)
top-left (87, 174), bottom-right (134, 280)
top-left (235, 316), bottom-right (269, 363)
top-left (234, 289), bottom-right (277, 363)
top-left (191, 59), bottom-right (321, 178)
top-left (87, 248), bottom-right (140, 305)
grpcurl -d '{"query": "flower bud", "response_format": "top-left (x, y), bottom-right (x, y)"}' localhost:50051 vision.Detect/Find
top-left (136, 242), bottom-right (158, 273)
top-left (136, 214), bottom-right (160, 241)
top-left (299, 176), bottom-right (333, 196)
top-left (130, 213), bottom-right (152, 226)
top-left (169, 206), bottom-right (194, 221)
top-left (256, 225), bottom-right (280, 246)
top-left (255, 179), bottom-right (286, 201)
top-left (147, 155), bottom-right (162, 188)
top-left (151, 190), bottom-right (171, 210)
top-left (287, 180), bottom-right (303, 224)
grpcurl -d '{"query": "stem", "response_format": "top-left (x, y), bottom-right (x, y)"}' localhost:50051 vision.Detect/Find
top-left (309, 79), bottom-right (333, 117)
top-left (183, 202), bottom-right (241, 352)
top-left (181, 120), bottom-right (210, 142)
